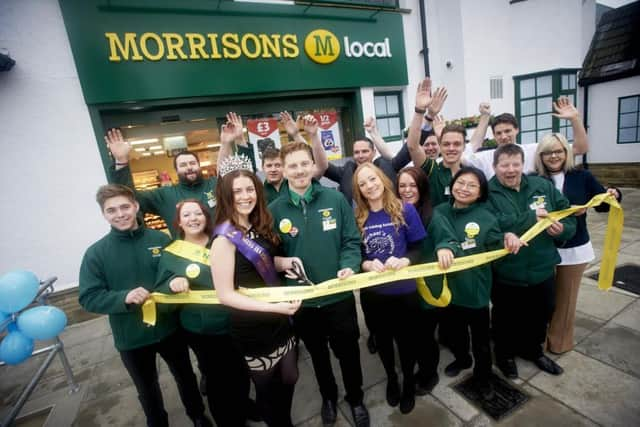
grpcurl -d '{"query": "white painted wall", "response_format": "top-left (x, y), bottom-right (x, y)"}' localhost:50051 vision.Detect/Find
top-left (585, 76), bottom-right (640, 163)
top-left (0, 0), bottom-right (108, 290)
top-left (425, 0), bottom-right (595, 121)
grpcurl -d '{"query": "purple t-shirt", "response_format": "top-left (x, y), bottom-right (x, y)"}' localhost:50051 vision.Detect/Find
top-left (362, 203), bottom-right (426, 294)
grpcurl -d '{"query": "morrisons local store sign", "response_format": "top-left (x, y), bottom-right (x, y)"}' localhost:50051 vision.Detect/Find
top-left (106, 29), bottom-right (392, 63)
top-left (59, 0), bottom-right (407, 104)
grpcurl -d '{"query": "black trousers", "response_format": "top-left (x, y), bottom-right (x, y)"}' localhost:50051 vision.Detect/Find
top-left (491, 275), bottom-right (556, 361)
top-left (361, 290), bottom-right (419, 388)
top-left (119, 331), bottom-right (204, 427)
top-left (445, 305), bottom-right (492, 380)
top-left (184, 330), bottom-right (248, 427)
top-left (293, 296), bottom-right (364, 406)
top-left (416, 307), bottom-right (442, 385)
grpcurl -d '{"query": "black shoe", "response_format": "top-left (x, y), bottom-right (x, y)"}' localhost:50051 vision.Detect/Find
top-left (321, 399), bottom-right (337, 425)
top-left (246, 398), bottom-right (263, 422)
top-left (415, 373), bottom-right (439, 396)
top-left (386, 379), bottom-right (400, 407)
top-left (534, 355), bottom-right (564, 375)
top-left (444, 359), bottom-right (473, 377)
top-left (399, 385), bottom-right (415, 414)
top-left (350, 403), bottom-right (370, 427)
top-left (367, 335), bottom-right (377, 354)
top-left (497, 358), bottom-right (518, 379)
top-left (192, 415), bottom-right (213, 427)
top-left (199, 374), bottom-right (207, 396)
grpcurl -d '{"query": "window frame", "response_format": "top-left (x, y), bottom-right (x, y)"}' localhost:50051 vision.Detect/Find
top-left (514, 68), bottom-right (580, 145)
top-left (373, 91), bottom-right (405, 142)
top-left (617, 94), bottom-right (640, 144)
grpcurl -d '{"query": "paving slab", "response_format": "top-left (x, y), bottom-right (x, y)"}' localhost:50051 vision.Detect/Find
top-left (575, 280), bottom-right (635, 321)
top-left (291, 356), bottom-right (324, 425)
top-left (611, 299), bottom-right (640, 332)
top-left (530, 351), bottom-right (640, 427)
top-left (338, 380), bottom-right (462, 427)
top-left (575, 322), bottom-right (640, 378)
top-left (573, 310), bottom-right (607, 346)
top-left (429, 349), bottom-right (480, 422)
top-left (73, 384), bottom-right (148, 427)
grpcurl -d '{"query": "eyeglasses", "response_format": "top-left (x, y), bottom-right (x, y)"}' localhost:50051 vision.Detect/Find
top-left (453, 180), bottom-right (480, 190)
top-left (541, 149), bottom-right (565, 158)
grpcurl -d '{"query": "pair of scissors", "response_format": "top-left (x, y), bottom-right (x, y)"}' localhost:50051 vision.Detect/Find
top-left (289, 259), bottom-right (315, 286)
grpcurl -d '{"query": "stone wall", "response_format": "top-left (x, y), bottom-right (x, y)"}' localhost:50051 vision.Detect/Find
top-left (588, 163), bottom-right (640, 188)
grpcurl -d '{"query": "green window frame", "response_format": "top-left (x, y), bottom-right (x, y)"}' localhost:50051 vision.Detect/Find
top-left (374, 91), bottom-right (404, 142)
top-left (514, 69), bottom-right (579, 144)
top-left (617, 95), bottom-right (640, 144)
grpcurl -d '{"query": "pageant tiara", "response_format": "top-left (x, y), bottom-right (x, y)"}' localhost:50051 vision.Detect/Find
top-left (218, 153), bottom-right (254, 177)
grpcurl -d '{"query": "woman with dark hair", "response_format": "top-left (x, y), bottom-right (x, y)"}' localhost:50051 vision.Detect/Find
top-left (430, 166), bottom-right (523, 399)
top-left (396, 166), bottom-right (433, 225)
top-left (353, 162), bottom-right (426, 414)
top-left (534, 133), bottom-right (621, 354)
top-left (156, 199), bottom-right (248, 426)
top-left (210, 167), bottom-right (303, 427)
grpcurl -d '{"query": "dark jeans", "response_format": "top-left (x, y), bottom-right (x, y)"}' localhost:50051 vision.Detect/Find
top-left (119, 331), bottom-right (204, 427)
top-left (293, 296), bottom-right (364, 406)
top-left (184, 330), bottom-right (248, 427)
top-left (362, 291), bottom-right (419, 388)
top-left (445, 305), bottom-right (492, 380)
top-left (491, 275), bottom-right (556, 361)
top-left (416, 307), bottom-right (442, 385)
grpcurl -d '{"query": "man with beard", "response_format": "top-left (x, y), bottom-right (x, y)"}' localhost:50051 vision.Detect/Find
top-left (106, 129), bottom-right (221, 238)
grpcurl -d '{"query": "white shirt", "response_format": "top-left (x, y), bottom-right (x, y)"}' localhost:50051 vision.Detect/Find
top-left (463, 143), bottom-right (539, 179)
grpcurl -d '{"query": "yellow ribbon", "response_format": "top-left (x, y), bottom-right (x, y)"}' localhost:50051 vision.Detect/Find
top-left (142, 193), bottom-right (622, 325)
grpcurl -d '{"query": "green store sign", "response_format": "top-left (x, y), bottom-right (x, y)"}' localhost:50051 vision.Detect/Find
top-left (58, 0), bottom-right (408, 105)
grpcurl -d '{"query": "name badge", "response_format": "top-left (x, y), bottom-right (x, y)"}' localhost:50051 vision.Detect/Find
top-left (322, 219), bottom-right (337, 231)
top-left (444, 186), bottom-right (451, 195)
top-left (461, 238), bottom-right (476, 250)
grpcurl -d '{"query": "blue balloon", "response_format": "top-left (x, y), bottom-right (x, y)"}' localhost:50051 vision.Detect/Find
top-left (0, 330), bottom-right (34, 365)
top-left (17, 306), bottom-right (67, 340)
top-left (0, 270), bottom-right (40, 313)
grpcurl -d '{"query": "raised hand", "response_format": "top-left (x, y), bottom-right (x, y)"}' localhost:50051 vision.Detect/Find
top-left (104, 128), bottom-right (130, 163)
top-left (364, 116), bottom-right (378, 136)
top-left (552, 96), bottom-right (579, 121)
top-left (220, 112), bottom-right (244, 145)
top-left (280, 111), bottom-right (301, 138)
top-left (427, 87), bottom-right (448, 117)
top-left (303, 114), bottom-right (319, 136)
top-left (479, 102), bottom-right (491, 117)
top-left (415, 78), bottom-right (433, 111)
top-left (432, 114), bottom-right (446, 138)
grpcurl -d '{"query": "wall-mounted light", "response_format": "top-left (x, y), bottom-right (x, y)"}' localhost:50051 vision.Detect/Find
top-left (0, 50), bottom-right (15, 72)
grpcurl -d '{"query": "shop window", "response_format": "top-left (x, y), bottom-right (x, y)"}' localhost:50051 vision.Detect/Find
top-left (374, 91), bottom-right (404, 142)
top-left (514, 69), bottom-right (578, 144)
top-left (618, 95), bottom-right (640, 144)
top-left (490, 76), bottom-right (503, 99)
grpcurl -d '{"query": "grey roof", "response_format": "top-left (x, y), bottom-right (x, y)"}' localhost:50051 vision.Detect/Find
top-left (579, 0), bottom-right (640, 86)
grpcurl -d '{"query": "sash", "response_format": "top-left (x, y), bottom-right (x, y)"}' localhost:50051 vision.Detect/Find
top-left (214, 222), bottom-right (280, 285)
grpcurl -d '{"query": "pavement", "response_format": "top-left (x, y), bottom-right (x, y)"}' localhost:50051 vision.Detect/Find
top-left (1, 188), bottom-right (639, 427)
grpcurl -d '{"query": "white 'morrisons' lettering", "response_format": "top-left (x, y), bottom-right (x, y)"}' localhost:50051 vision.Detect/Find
top-left (343, 36), bottom-right (391, 58)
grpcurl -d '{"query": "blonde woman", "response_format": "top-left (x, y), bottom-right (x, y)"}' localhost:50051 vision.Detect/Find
top-left (353, 163), bottom-right (426, 414)
top-left (534, 133), bottom-right (621, 354)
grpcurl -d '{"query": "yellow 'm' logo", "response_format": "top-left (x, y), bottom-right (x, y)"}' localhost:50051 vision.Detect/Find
top-left (304, 29), bottom-right (340, 64)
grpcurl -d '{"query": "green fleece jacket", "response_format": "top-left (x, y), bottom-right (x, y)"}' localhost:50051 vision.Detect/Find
top-left (268, 180), bottom-right (362, 307)
top-left (79, 227), bottom-right (176, 351)
top-left (155, 242), bottom-right (230, 335)
top-left (264, 179), bottom-right (286, 205)
top-left (487, 174), bottom-right (576, 286)
top-left (420, 158), bottom-right (454, 208)
top-left (109, 165), bottom-right (217, 237)
top-left (429, 202), bottom-right (504, 308)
